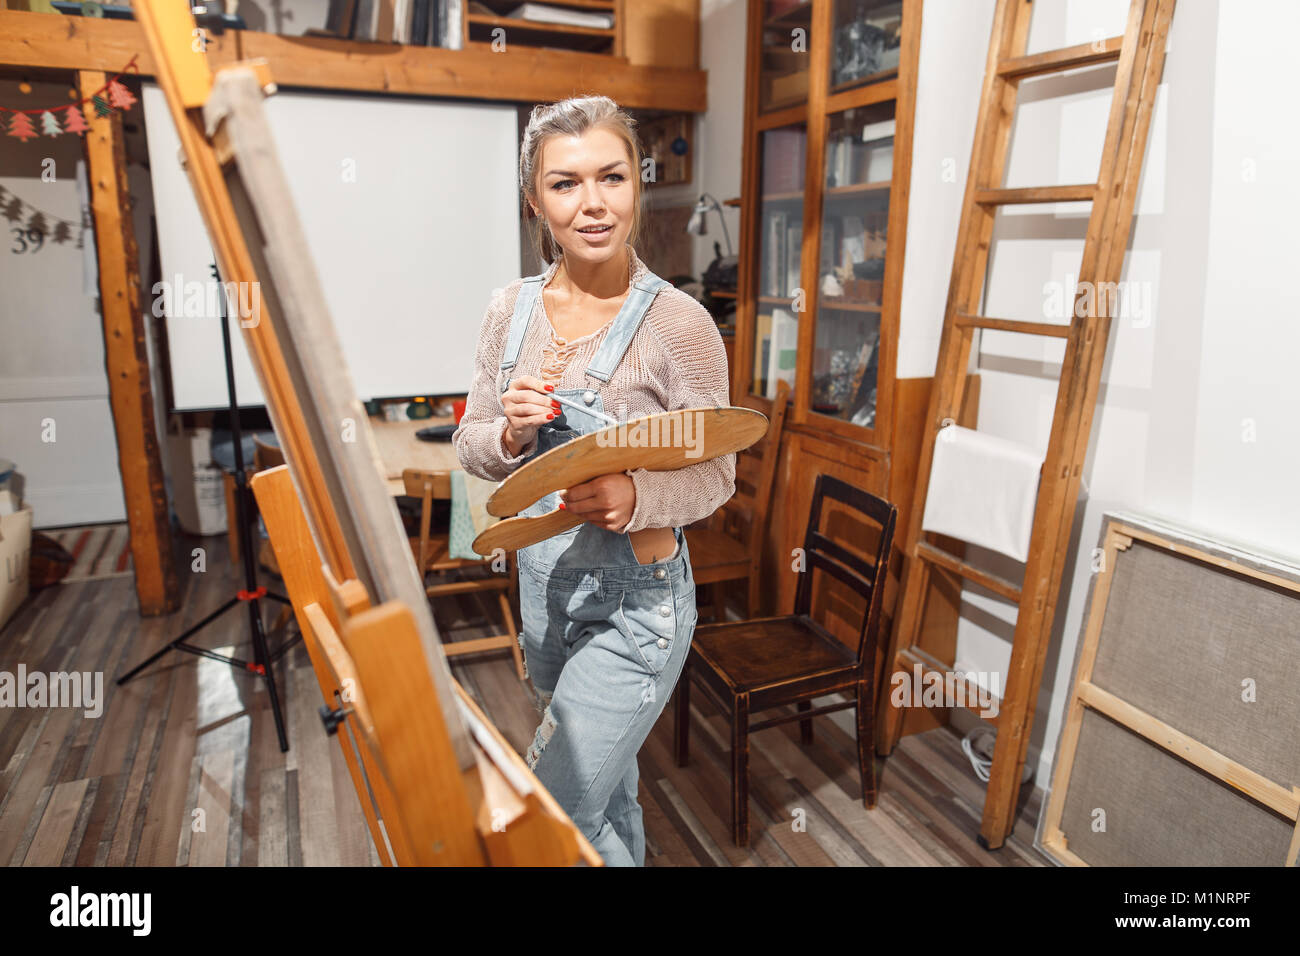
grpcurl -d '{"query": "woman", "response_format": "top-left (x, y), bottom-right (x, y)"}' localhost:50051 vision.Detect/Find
top-left (452, 95), bottom-right (735, 866)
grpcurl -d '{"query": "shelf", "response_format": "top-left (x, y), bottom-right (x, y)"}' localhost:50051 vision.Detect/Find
top-left (819, 299), bottom-right (881, 313)
top-left (824, 180), bottom-right (891, 199)
top-left (829, 66), bottom-right (899, 95)
top-left (467, 14), bottom-right (614, 38)
top-left (0, 9), bottom-right (705, 112)
top-left (763, 1), bottom-right (814, 29)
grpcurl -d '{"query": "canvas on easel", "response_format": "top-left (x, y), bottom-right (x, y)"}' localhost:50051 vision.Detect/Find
top-left (133, 0), bottom-right (598, 866)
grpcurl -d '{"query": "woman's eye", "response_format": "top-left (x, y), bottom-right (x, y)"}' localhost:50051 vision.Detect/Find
top-left (552, 173), bottom-right (625, 190)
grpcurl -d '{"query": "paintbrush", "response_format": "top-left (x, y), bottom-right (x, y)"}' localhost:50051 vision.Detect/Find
top-left (546, 390), bottom-right (619, 426)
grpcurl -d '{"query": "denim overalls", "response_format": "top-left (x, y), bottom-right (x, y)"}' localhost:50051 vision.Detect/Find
top-left (497, 264), bottom-right (699, 867)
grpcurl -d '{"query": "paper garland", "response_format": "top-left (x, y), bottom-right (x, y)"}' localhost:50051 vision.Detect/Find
top-left (2, 57), bottom-right (139, 143)
top-left (0, 184), bottom-right (86, 250)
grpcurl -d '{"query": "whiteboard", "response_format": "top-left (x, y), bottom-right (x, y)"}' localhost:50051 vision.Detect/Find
top-left (142, 83), bottom-right (521, 410)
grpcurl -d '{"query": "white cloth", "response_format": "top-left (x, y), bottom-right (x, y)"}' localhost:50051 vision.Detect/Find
top-left (920, 425), bottom-right (1044, 563)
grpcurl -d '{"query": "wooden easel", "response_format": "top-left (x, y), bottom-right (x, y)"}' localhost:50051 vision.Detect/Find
top-left (876, 0), bottom-right (1177, 849)
top-left (134, 0), bottom-right (598, 865)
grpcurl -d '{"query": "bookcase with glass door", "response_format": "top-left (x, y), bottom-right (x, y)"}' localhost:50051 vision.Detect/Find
top-left (731, 1), bottom-right (955, 725)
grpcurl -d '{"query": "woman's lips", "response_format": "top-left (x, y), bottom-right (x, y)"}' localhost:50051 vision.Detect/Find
top-left (576, 225), bottom-right (613, 242)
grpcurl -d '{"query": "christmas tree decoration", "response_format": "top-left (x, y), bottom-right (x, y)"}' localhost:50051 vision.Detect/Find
top-left (0, 188), bottom-right (84, 253)
top-left (0, 56), bottom-right (140, 143)
top-left (62, 106), bottom-right (90, 137)
top-left (107, 79), bottom-right (138, 111)
top-left (8, 112), bottom-right (37, 142)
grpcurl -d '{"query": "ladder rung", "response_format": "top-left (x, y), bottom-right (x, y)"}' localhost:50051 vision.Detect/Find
top-left (955, 313), bottom-right (1072, 338)
top-left (996, 37), bottom-right (1124, 79)
top-left (916, 542), bottom-right (1023, 603)
top-left (895, 647), bottom-right (1002, 725)
top-left (974, 185), bottom-right (1096, 205)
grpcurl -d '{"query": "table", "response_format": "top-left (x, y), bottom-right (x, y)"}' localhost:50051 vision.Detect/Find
top-left (368, 415), bottom-right (463, 495)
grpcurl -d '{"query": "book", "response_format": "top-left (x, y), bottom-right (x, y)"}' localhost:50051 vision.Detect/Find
top-left (767, 308), bottom-right (799, 399)
top-left (393, 0), bottom-right (407, 41)
top-left (411, 0), bottom-right (430, 44)
top-left (377, 0), bottom-right (395, 41)
top-left (785, 222), bottom-right (801, 297)
top-left (507, 2), bottom-right (614, 29)
top-left (354, 0), bottom-right (375, 39)
top-left (440, 0), bottom-right (463, 49)
top-left (755, 311), bottom-right (772, 395)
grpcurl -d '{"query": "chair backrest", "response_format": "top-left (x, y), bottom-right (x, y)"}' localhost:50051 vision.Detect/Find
top-left (792, 473), bottom-right (897, 679)
top-left (401, 468), bottom-right (452, 501)
top-left (401, 469), bottom-right (452, 570)
top-left (715, 378), bottom-right (791, 553)
top-left (254, 435), bottom-right (285, 471)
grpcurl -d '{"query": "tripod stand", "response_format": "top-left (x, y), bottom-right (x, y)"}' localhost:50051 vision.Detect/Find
top-left (118, 263), bottom-right (298, 752)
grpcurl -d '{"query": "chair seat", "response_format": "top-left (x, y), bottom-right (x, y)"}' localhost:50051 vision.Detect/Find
top-left (408, 533), bottom-right (499, 573)
top-left (690, 614), bottom-right (858, 707)
top-left (684, 526), bottom-right (749, 572)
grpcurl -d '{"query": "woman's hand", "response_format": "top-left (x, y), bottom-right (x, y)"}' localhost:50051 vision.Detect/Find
top-left (502, 374), bottom-right (560, 454)
top-left (560, 472), bottom-right (636, 532)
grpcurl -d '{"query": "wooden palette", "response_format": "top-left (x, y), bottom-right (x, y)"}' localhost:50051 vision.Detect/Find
top-left (473, 406), bottom-right (768, 554)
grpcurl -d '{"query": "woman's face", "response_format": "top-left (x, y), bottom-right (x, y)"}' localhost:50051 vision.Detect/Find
top-left (529, 127), bottom-right (635, 268)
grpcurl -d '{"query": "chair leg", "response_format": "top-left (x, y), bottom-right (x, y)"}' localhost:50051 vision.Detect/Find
top-left (732, 693), bottom-right (750, 847)
top-left (797, 699), bottom-right (813, 745)
top-left (673, 660), bottom-right (691, 766)
top-left (497, 590), bottom-right (525, 681)
top-left (712, 581), bottom-right (727, 624)
top-left (856, 679), bottom-right (878, 810)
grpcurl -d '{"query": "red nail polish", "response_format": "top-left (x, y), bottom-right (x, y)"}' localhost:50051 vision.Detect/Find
top-left (545, 384), bottom-right (554, 392)
top-left (558, 502), bottom-right (566, 510)
top-left (547, 412), bottom-right (555, 419)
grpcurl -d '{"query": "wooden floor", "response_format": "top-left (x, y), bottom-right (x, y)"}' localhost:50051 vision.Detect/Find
top-left (0, 529), bottom-right (1048, 867)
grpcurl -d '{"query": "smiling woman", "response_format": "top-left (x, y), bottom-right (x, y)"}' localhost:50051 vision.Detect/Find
top-left (452, 95), bottom-right (735, 868)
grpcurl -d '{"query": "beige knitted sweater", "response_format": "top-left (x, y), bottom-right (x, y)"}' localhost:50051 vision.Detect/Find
top-left (452, 247), bottom-right (735, 534)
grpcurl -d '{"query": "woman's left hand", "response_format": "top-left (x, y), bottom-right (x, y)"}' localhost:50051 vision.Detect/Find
top-left (559, 472), bottom-right (635, 532)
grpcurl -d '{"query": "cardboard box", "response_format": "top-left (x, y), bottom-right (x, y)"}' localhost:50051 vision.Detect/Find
top-left (166, 417), bottom-right (226, 536)
top-left (0, 502), bottom-right (32, 633)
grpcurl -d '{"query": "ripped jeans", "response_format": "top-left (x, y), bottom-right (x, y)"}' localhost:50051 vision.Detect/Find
top-left (516, 524), bottom-right (697, 867)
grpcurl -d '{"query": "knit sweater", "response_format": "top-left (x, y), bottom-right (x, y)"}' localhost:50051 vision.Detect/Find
top-left (452, 247), bottom-right (736, 534)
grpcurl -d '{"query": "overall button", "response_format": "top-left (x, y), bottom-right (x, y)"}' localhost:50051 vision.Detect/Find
top-left (658, 605), bottom-right (671, 617)
top-left (653, 567), bottom-right (667, 580)
top-left (656, 638), bottom-right (669, 649)
top-left (583, 389), bottom-right (596, 405)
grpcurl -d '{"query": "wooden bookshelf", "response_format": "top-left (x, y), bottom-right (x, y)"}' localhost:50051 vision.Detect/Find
top-left (0, 7), bottom-right (704, 112)
top-left (733, 2), bottom-right (959, 744)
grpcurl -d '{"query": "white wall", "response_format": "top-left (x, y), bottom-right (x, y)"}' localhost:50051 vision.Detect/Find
top-left (898, 0), bottom-right (1299, 785)
top-left (0, 80), bottom-right (131, 528)
top-left (690, 0), bottom-right (748, 278)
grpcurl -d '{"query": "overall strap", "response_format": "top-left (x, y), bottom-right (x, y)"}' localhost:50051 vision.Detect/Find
top-left (583, 272), bottom-right (671, 384)
top-left (498, 272), bottom-right (547, 387)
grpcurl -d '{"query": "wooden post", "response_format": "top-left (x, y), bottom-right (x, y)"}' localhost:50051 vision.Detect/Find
top-left (79, 69), bottom-right (179, 616)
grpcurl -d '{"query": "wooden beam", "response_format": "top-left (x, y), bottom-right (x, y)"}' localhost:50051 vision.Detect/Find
top-left (78, 69), bottom-right (179, 617)
top-left (0, 10), bottom-right (707, 112)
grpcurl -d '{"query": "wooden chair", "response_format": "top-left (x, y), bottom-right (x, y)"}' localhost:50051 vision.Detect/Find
top-left (685, 378), bottom-right (790, 623)
top-left (402, 468), bottom-right (526, 679)
top-left (673, 472), bottom-right (897, 846)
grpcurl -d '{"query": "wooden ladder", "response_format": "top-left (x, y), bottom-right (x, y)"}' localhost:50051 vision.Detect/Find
top-left (876, 0), bottom-right (1177, 849)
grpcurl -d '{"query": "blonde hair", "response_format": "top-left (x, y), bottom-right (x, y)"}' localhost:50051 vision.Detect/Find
top-left (520, 95), bottom-right (645, 265)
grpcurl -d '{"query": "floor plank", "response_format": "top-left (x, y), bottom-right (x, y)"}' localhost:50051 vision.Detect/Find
top-left (0, 527), bottom-right (1049, 867)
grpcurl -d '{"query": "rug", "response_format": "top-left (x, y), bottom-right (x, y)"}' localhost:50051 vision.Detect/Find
top-left (44, 522), bottom-right (134, 582)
